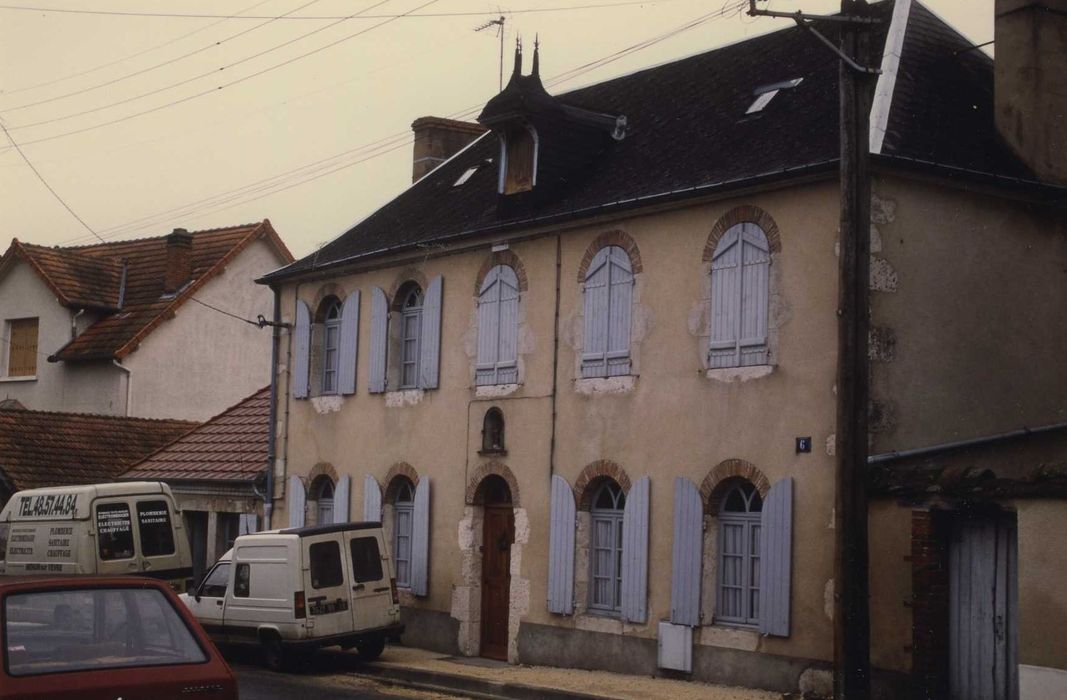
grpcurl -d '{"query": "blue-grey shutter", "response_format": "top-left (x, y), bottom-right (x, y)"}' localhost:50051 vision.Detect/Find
top-left (709, 225), bottom-right (741, 368)
top-left (293, 300), bottom-right (312, 398)
top-left (419, 276), bottom-right (443, 390)
top-left (239, 513), bottom-right (258, 535)
top-left (287, 475), bottom-right (306, 528)
top-left (410, 477), bottom-right (431, 596)
top-left (363, 474), bottom-right (382, 522)
top-left (606, 247), bottom-right (633, 377)
top-left (334, 475), bottom-right (351, 523)
top-left (368, 287), bottom-right (388, 393)
top-left (620, 475), bottom-right (650, 624)
top-left (739, 224), bottom-right (770, 366)
top-left (547, 475), bottom-right (576, 614)
top-left (475, 267), bottom-right (500, 386)
top-left (338, 291), bottom-right (360, 395)
top-left (670, 477), bottom-right (703, 626)
top-left (497, 266), bottom-right (519, 384)
top-left (582, 248), bottom-right (610, 377)
top-left (759, 477), bottom-right (793, 637)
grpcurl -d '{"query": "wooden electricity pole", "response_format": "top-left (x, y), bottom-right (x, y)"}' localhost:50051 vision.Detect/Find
top-left (747, 2), bottom-right (878, 697)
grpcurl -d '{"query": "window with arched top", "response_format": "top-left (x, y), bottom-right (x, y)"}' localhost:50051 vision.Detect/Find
top-left (310, 476), bottom-right (335, 526)
top-left (399, 285), bottom-right (424, 389)
top-left (716, 480), bottom-right (763, 626)
top-left (481, 407), bottom-right (506, 454)
top-left (589, 480), bottom-right (626, 613)
top-left (321, 300), bottom-right (342, 394)
top-left (392, 479), bottom-right (416, 588)
top-left (476, 265), bottom-right (520, 386)
top-left (582, 246), bottom-right (634, 378)
top-left (709, 223), bottom-right (770, 368)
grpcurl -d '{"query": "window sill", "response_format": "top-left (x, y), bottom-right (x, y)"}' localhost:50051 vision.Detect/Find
top-left (574, 375), bottom-right (636, 395)
top-left (310, 394), bottom-right (343, 414)
top-left (697, 624), bottom-right (760, 651)
top-left (474, 383), bottom-right (520, 398)
top-left (0, 375), bottom-right (36, 383)
top-left (705, 365), bottom-right (774, 383)
top-left (478, 448), bottom-right (507, 457)
top-left (385, 389), bottom-right (424, 407)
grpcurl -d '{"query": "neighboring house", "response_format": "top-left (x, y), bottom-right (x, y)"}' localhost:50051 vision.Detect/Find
top-left (0, 221), bottom-right (293, 421)
top-left (123, 387), bottom-right (270, 584)
top-left (0, 405), bottom-right (196, 507)
top-left (258, 1), bottom-right (1066, 698)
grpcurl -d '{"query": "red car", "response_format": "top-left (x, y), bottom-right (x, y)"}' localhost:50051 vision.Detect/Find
top-left (0, 575), bottom-right (237, 699)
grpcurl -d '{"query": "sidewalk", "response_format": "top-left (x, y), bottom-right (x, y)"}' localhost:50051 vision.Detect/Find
top-left (354, 645), bottom-right (785, 700)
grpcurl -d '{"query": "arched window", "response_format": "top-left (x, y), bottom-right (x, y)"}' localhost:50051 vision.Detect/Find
top-left (717, 480), bottom-right (763, 626)
top-left (321, 300), bottom-right (342, 394)
top-left (392, 479), bottom-right (416, 588)
top-left (589, 480), bottom-right (626, 613)
top-left (399, 285), bottom-right (424, 389)
top-left (480, 407), bottom-right (505, 454)
top-left (709, 223), bottom-right (770, 368)
top-left (311, 476), bottom-right (335, 526)
top-left (582, 246), bottom-right (633, 378)
top-left (476, 265), bottom-right (520, 386)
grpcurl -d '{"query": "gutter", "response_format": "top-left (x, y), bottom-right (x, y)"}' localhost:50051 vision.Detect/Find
top-left (111, 359), bottom-right (132, 417)
top-left (263, 286), bottom-right (282, 529)
top-left (868, 422), bottom-right (1067, 465)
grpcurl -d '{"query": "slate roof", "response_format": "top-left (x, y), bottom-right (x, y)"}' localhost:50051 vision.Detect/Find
top-left (263, 0), bottom-right (1054, 284)
top-left (0, 221), bottom-right (293, 361)
top-left (0, 409), bottom-right (196, 492)
top-left (123, 387), bottom-right (270, 483)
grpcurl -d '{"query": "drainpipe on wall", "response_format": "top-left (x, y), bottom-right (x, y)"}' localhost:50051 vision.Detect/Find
top-left (112, 359), bottom-right (132, 417)
top-left (263, 286), bottom-right (282, 530)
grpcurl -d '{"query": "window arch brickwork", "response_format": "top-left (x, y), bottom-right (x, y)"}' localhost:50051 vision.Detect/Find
top-left (700, 458), bottom-right (771, 513)
top-left (388, 270), bottom-right (429, 310)
top-left (574, 460), bottom-right (632, 510)
top-left (576, 230), bottom-right (643, 283)
top-left (465, 461), bottom-right (521, 506)
top-left (311, 284), bottom-right (346, 320)
top-left (703, 205), bottom-right (782, 262)
top-left (383, 462), bottom-right (420, 502)
top-left (474, 250), bottom-right (528, 295)
top-left (305, 462), bottom-right (339, 489)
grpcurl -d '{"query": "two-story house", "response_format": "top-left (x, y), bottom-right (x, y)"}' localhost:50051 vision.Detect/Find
top-left (0, 221), bottom-right (293, 421)
top-left (259, 2), bottom-right (1066, 697)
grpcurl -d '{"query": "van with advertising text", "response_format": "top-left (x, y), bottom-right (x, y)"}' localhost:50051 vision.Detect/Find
top-left (0, 482), bottom-right (193, 591)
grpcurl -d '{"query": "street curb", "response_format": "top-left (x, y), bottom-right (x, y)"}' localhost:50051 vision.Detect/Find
top-left (353, 663), bottom-right (623, 700)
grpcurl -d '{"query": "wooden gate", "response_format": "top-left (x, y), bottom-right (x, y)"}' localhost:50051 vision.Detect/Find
top-left (949, 513), bottom-right (1018, 700)
top-left (480, 505), bottom-right (513, 660)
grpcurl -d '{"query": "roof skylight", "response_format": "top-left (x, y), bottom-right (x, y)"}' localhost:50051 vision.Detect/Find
top-left (745, 77), bottom-right (804, 115)
top-left (453, 166), bottom-right (479, 187)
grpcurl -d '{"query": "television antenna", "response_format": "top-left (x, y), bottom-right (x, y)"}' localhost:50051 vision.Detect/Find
top-left (475, 15), bottom-right (507, 92)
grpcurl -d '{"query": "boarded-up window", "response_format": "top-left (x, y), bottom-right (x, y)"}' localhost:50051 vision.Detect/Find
top-left (709, 223), bottom-right (770, 368)
top-left (7, 318), bottom-right (38, 377)
top-left (582, 246), bottom-right (633, 378)
top-left (476, 265), bottom-right (519, 386)
top-left (504, 127), bottom-right (536, 194)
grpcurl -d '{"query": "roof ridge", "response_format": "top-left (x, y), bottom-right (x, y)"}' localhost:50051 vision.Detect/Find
top-left (0, 406), bottom-right (198, 426)
top-left (59, 222), bottom-right (264, 252)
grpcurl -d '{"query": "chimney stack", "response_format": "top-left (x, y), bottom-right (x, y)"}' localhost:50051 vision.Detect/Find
top-left (994, 0), bottom-right (1067, 184)
top-left (411, 117), bottom-right (487, 183)
top-left (163, 228), bottom-right (193, 294)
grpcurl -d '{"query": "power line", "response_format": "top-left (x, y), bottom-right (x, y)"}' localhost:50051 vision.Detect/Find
top-left (188, 296), bottom-right (271, 328)
top-left (0, 118), bottom-right (105, 242)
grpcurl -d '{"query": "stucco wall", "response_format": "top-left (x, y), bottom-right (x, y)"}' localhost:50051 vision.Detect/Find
top-left (126, 238), bottom-right (283, 421)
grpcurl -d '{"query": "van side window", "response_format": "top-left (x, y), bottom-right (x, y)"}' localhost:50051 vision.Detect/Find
top-left (199, 563), bottom-right (230, 598)
top-left (234, 564), bottom-right (251, 598)
top-left (137, 500), bottom-right (175, 557)
top-left (309, 541), bottom-right (344, 589)
top-left (96, 503), bottom-right (135, 561)
top-left (350, 537), bottom-right (384, 583)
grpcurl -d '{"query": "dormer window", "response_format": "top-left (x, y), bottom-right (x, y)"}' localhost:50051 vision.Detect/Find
top-left (500, 125), bottom-right (537, 194)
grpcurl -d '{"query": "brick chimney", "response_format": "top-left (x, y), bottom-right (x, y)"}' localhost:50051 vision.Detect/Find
top-left (163, 228), bottom-right (193, 294)
top-left (995, 0), bottom-right (1067, 184)
top-left (411, 117), bottom-right (487, 183)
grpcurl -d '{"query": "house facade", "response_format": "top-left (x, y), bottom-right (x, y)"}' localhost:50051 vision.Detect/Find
top-left (0, 221), bottom-right (292, 421)
top-left (260, 1), bottom-right (1067, 697)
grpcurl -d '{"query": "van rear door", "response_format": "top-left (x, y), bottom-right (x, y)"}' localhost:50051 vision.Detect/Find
top-left (133, 497), bottom-right (187, 581)
top-left (344, 530), bottom-right (396, 631)
top-left (301, 536), bottom-right (352, 638)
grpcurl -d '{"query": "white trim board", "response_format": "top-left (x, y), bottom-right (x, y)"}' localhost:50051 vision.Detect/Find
top-left (869, 0), bottom-right (912, 155)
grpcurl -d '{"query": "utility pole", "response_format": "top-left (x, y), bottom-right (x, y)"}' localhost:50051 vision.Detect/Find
top-left (746, 2), bottom-right (879, 698)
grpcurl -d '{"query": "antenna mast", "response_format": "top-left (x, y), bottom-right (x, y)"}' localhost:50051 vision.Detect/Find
top-left (475, 15), bottom-right (507, 92)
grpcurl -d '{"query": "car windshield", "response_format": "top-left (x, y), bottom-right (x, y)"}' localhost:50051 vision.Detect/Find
top-left (4, 587), bottom-right (208, 676)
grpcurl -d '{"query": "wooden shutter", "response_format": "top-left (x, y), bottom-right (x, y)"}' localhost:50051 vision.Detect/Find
top-left (739, 224), bottom-right (770, 366)
top-left (547, 475), bottom-right (576, 614)
top-left (410, 477), bottom-right (431, 596)
top-left (287, 475), bottom-right (306, 528)
top-left (334, 475), bottom-right (351, 523)
top-left (496, 266), bottom-right (519, 384)
top-left (293, 301), bottom-right (311, 398)
top-left (368, 287), bottom-right (388, 393)
top-left (363, 474), bottom-right (382, 522)
top-left (239, 513), bottom-right (258, 535)
top-left (670, 477), bottom-right (703, 626)
top-left (606, 247), bottom-right (633, 376)
top-left (338, 291), bottom-right (361, 395)
top-left (475, 267), bottom-right (501, 386)
top-left (759, 477), bottom-right (793, 637)
top-left (582, 248), bottom-right (611, 377)
top-left (709, 225), bottom-right (741, 369)
top-left (620, 475), bottom-right (650, 624)
top-left (419, 276), bottom-right (443, 390)
top-left (6, 318), bottom-right (38, 377)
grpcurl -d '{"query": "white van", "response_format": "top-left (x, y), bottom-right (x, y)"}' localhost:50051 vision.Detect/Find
top-left (0, 482), bottom-right (193, 591)
top-left (181, 521), bottom-right (402, 669)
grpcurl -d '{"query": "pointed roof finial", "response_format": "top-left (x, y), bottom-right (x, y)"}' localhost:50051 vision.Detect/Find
top-left (512, 36), bottom-right (523, 79)
top-left (532, 34), bottom-right (540, 78)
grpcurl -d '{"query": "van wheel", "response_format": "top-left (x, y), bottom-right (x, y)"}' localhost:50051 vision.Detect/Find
top-left (356, 635), bottom-right (385, 661)
top-left (262, 636), bottom-right (287, 672)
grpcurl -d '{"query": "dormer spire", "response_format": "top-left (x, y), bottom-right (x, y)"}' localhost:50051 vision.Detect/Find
top-left (512, 37), bottom-right (523, 80)
top-left (532, 35), bottom-right (540, 78)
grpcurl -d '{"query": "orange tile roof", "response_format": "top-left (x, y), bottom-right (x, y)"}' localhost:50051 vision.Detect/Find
top-left (0, 409), bottom-right (197, 492)
top-left (123, 387), bottom-right (270, 483)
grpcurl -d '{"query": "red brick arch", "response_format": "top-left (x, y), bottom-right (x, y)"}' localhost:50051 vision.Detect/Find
top-left (474, 250), bottom-right (529, 295)
top-left (311, 283), bottom-right (346, 322)
top-left (703, 205), bottom-right (783, 262)
top-left (383, 462), bottom-right (420, 503)
top-left (576, 230), bottom-right (643, 283)
top-left (304, 462), bottom-right (338, 489)
top-left (700, 458), bottom-right (771, 514)
top-left (465, 461), bottom-right (521, 506)
top-left (574, 460), bottom-right (633, 510)
top-left (388, 269), bottom-right (430, 311)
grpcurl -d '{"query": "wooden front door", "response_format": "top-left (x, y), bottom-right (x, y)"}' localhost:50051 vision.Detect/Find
top-left (480, 505), bottom-right (514, 660)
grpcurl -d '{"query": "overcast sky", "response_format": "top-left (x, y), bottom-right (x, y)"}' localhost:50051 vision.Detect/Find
top-left (0, 0), bottom-right (992, 258)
